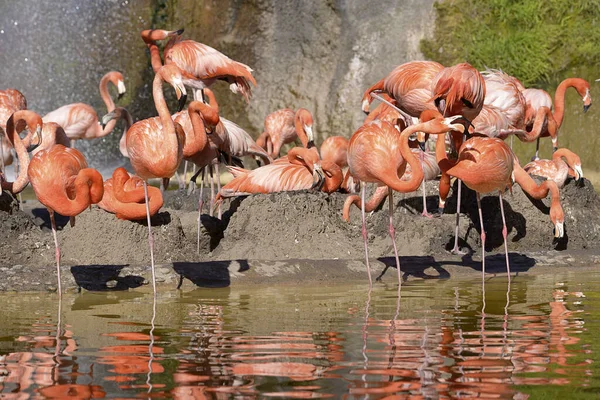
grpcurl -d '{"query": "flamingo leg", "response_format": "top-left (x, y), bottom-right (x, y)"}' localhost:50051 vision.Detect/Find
top-left (143, 181), bottom-right (157, 294)
top-left (387, 187), bottom-right (402, 286)
top-left (450, 179), bottom-right (467, 254)
top-left (190, 164), bottom-right (197, 194)
top-left (209, 165), bottom-right (215, 217)
top-left (420, 151), bottom-right (433, 218)
top-left (476, 192), bottom-right (486, 279)
top-left (0, 135), bottom-right (5, 176)
top-left (361, 184), bottom-right (373, 287)
top-left (498, 191), bottom-right (511, 281)
top-left (181, 161), bottom-right (189, 190)
top-left (215, 163), bottom-right (222, 220)
top-left (533, 137), bottom-right (541, 161)
top-left (197, 168), bottom-right (206, 254)
top-left (49, 210), bottom-right (62, 297)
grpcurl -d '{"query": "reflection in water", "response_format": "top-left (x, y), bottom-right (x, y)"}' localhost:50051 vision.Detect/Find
top-left (0, 273), bottom-right (597, 398)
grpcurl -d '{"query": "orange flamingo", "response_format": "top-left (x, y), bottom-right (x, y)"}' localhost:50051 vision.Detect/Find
top-left (523, 148), bottom-right (583, 188)
top-left (258, 108), bottom-right (316, 159)
top-left (0, 89), bottom-right (27, 171)
top-left (320, 135), bottom-right (358, 193)
top-left (121, 64), bottom-right (186, 291)
top-left (344, 113), bottom-right (465, 286)
top-left (28, 144), bottom-right (104, 295)
top-left (98, 167), bottom-right (163, 220)
top-left (216, 147), bottom-right (342, 199)
top-left (0, 111), bottom-right (43, 195)
top-left (43, 71), bottom-right (126, 145)
top-left (522, 78), bottom-right (592, 159)
top-left (141, 28), bottom-right (256, 102)
top-left (361, 61), bottom-right (444, 117)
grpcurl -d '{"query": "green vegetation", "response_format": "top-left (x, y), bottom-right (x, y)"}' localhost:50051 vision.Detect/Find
top-left (420, 0), bottom-right (600, 87)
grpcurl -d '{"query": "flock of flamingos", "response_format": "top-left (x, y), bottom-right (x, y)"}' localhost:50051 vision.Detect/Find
top-left (0, 28), bottom-right (592, 296)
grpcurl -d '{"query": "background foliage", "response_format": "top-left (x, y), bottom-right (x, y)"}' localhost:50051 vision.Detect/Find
top-left (420, 0), bottom-right (600, 87)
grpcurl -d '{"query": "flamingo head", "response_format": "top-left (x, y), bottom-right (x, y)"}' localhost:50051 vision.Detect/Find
top-left (295, 108), bottom-right (315, 148)
top-left (101, 108), bottom-right (126, 129)
top-left (582, 87), bottom-right (592, 113)
top-left (159, 65), bottom-right (187, 111)
top-left (141, 28), bottom-right (184, 43)
top-left (320, 161), bottom-right (343, 193)
top-left (106, 71), bottom-right (126, 100)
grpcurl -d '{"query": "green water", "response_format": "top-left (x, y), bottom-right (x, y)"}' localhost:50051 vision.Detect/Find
top-left (0, 272), bottom-right (599, 398)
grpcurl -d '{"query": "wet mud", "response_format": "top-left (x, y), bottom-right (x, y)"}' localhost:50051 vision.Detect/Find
top-left (1, 176), bottom-right (600, 292)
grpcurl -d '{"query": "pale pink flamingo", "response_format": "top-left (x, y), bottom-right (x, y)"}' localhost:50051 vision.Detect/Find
top-left (141, 28), bottom-right (256, 102)
top-left (28, 144), bottom-right (104, 296)
top-left (523, 148), bottom-right (583, 188)
top-left (120, 64), bottom-right (186, 291)
top-left (343, 113), bottom-right (466, 286)
top-left (0, 89), bottom-right (27, 172)
top-left (216, 147), bottom-right (342, 199)
top-left (258, 108), bottom-right (316, 160)
top-left (43, 71), bottom-right (126, 146)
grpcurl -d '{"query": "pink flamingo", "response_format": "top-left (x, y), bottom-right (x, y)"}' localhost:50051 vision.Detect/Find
top-left (141, 28), bottom-right (256, 102)
top-left (43, 71), bottom-right (127, 146)
top-left (120, 64), bottom-right (186, 291)
top-left (523, 148), bottom-right (583, 188)
top-left (344, 112), bottom-right (466, 286)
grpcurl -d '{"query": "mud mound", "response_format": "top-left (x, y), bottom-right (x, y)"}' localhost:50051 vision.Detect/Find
top-left (0, 194), bottom-right (52, 268)
top-left (59, 207), bottom-right (193, 266)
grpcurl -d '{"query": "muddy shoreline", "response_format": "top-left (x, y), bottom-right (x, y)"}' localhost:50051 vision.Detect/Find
top-left (1, 177), bottom-right (600, 292)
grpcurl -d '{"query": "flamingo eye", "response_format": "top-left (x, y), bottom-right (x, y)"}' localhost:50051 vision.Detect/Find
top-left (461, 98), bottom-right (473, 108)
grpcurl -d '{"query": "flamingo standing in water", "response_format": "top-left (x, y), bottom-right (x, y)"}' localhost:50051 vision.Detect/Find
top-left (43, 71), bottom-right (126, 146)
top-left (344, 112), bottom-right (466, 286)
top-left (121, 64), bottom-right (186, 292)
top-left (28, 143), bottom-right (104, 296)
top-left (141, 28), bottom-right (256, 102)
top-left (523, 148), bottom-right (583, 188)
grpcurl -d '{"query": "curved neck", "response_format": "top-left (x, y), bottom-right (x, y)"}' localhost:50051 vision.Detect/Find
top-left (117, 108), bottom-right (133, 157)
top-left (513, 163), bottom-right (551, 199)
top-left (553, 78), bottom-right (585, 128)
top-left (152, 72), bottom-right (178, 149)
top-left (294, 112), bottom-right (312, 149)
top-left (55, 168), bottom-right (104, 216)
top-left (1, 111), bottom-right (39, 193)
top-left (141, 30), bottom-right (166, 73)
top-left (321, 162), bottom-right (343, 193)
top-left (186, 103), bottom-right (211, 157)
top-left (99, 74), bottom-right (116, 112)
top-left (512, 106), bottom-right (557, 142)
top-left (380, 123), bottom-right (425, 193)
top-left (343, 185), bottom-right (388, 222)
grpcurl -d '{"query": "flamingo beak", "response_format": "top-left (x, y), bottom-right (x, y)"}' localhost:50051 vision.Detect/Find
top-left (417, 131), bottom-right (427, 151)
top-left (305, 125), bottom-right (315, 148)
top-left (554, 221), bottom-right (564, 238)
top-left (583, 104), bottom-right (591, 113)
top-left (101, 111), bottom-right (116, 129)
top-left (26, 126), bottom-right (42, 153)
top-left (311, 163), bottom-right (325, 190)
top-left (574, 165), bottom-right (583, 181)
top-left (117, 80), bottom-right (126, 100)
top-left (170, 28), bottom-right (184, 36)
top-left (176, 85), bottom-right (188, 112)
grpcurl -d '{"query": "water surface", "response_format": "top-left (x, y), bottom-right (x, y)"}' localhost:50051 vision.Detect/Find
top-left (1, 271), bottom-right (599, 398)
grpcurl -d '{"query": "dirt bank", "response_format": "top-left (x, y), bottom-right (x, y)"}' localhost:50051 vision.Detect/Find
top-left (1, 176), bottom-right (599, 292)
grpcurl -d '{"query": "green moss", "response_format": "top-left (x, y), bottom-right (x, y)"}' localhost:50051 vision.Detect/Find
top-left (420, 0), bottom-right (600, 87)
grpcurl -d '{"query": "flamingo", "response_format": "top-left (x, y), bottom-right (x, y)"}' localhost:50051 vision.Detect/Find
top-left (521, 78), bottom-right (592, 159)
top-left (320, 135), bottom-right (359, 193)
top-left (101, 107), bottom-right (133, 158)
top-left (121, 64), bottom-right (186, 292)
top-left (0, 89), bottom-right (27, 171)
top-left (343, 112), bottom-right (466, 286)
top-left (257, 108), bottom-right (316, 160)
top-left (361, 61), bottom-right (444, 117)
top-left (28, 144), bottom-right (104, 296)
top-left (216, 147), bottom-right (342, 199)
top-left (98, 167), bottom-right (163, 220)
top-left (0, 111), bottom-right (42, 195)
top-left (43, 71), bottom-right (126, 145)
top-left (141, 28), bottom-right (256, 102)
top-left (523, 148), bottom-right (583, 188)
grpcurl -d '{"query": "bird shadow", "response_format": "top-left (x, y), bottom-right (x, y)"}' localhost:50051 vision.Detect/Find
top-left (31, 207), bottom-right (71, 230)
top-left (173, 259), bottom-right (251, 289)
top-left (70, 264), bottom-right (145, 291)
top-left (376, 255), bottom-right (451, 281)
top-left (375, 252), bottom-right (536, 281)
